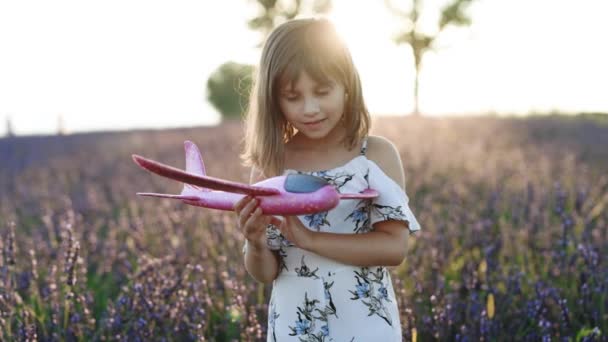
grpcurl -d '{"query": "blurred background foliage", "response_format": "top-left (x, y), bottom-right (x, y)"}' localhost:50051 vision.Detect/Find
top-left (206, 62), bottom-right (255, 120)
top-left (1, 115), bottom-right (607, 340)
top-left (208, 0), bottom-right (333, 121)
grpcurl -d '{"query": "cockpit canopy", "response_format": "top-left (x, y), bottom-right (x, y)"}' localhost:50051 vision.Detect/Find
top-left (284, 174), bottom-right (330, 193)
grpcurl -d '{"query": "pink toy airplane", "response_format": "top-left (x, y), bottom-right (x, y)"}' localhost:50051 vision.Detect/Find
top-left (132, 141), bottom-right (378, 215)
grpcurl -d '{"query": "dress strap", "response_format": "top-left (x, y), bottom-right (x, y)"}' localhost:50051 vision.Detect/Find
top-left (360, 136), bottom-right (368, 156)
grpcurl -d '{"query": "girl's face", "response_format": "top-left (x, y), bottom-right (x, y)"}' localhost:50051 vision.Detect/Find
top-left (278, 70), bottom-right (346, 142)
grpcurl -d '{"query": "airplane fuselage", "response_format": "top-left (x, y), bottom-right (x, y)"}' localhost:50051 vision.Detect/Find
top-left (181, 176), bottom-right (340, 215)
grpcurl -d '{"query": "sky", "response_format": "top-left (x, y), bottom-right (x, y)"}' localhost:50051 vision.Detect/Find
top-left (1, 0), bottom-right (607, 136)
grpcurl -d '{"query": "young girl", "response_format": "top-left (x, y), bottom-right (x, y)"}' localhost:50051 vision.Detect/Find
top-left (234, 18), bottom-right (421, 341)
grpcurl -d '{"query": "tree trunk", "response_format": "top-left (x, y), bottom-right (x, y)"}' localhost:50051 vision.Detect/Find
top-left (413, 65), bottom-right (420, 116)
top-left (412, 55), bottom-right (421, 116)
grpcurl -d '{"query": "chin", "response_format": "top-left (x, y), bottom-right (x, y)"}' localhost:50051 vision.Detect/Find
top-left (303, 128), bottom-right (333, 139)
top-left (300, 133), bottom-right (328, 141)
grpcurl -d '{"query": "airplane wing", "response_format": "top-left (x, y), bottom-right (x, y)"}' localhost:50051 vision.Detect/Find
top-left (135, 193), bottom-right (200, 200)
top-left (132, 154), bottom-right (280, 196)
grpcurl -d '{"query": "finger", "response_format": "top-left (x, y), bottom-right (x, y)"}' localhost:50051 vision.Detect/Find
top-left (233, 195), bottom-right (251, 212)
top-left (237, 198), bottom-right (254, 226)
top-left (270, 216), bottom-right (283, 227)
top-left (276, 221), bottom-right (289, 239)
top-left (277, 216), bottom-right (289, 230)
top-left (262, 214), bottom-right (277, 227)
top-left (257, 214), bottom-right (271, 227)
top-left (284, 215), bottom-right (304, 229)
top-left (239, 198), bottom-right (259, 227)
top-left (244, 198), bottom-right (259, 215)
top-left (280, 215), bottom-right (294, 227)
top-left (257, 211), bottom-right (277, 231)
top-left (244, 207), bottom-right (263, 234)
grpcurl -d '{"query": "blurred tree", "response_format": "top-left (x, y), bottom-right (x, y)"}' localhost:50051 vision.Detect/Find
top-left (248, 0), bottom-right (332, 46)
top-left (57, 114), bottom-right (66, 135)
top-left (6, 116), bottom-right (14, 137)
top-left (207, 62), bottom-right (255, 120)
top-left (206, 0), bottom-right (332, 122)
top-left (385, 0), bottom-right (476, 116)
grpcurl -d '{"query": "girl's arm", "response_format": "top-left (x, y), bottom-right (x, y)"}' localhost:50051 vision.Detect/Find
top-left (311, 223), bottom-right (408, 267)
top-left (278, 136), bottom-right (411, 267)
top-left (243, 239), bottom-right (280, 283)
top-left (239, 167), bottom-right (280, 284)
top-left (280, 214), bottom-right (409, 267)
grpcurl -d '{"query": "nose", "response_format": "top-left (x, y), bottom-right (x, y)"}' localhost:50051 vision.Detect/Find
top-left (303, 96), bottom-right (320, 114)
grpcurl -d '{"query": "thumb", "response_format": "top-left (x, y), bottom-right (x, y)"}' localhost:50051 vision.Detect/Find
top-left (282, 215), bottom-right (300, 227)
top-left (270, 216), bottom-right (284, 227)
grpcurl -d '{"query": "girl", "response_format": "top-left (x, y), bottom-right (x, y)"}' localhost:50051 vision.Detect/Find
top-left (234, 18), bottom-right (421, 341)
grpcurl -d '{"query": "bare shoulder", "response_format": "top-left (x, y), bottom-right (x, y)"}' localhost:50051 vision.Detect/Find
top-left (366, 135), bottom-right (405, 190)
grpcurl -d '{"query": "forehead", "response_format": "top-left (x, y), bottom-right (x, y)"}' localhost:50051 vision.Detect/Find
top-left (280, 70), bottom-right (334, 91)
top-left (277, 49), bottom-right (341, 91)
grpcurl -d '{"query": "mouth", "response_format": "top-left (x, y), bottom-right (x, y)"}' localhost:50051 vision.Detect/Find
top-left (303, 118), bottom-right (326, 125)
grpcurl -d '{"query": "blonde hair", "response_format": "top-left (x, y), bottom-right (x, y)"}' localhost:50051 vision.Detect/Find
top-left (241, 18), bottom-right (371, 177)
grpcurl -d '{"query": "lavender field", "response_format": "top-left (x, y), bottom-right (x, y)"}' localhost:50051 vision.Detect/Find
top-left (1, 114), bottom-right (607, 341)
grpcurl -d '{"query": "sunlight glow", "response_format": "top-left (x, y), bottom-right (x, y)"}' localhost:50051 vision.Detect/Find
top-left (329, 1), bottom-right (414, 115)
top-left (1, 0), bottom-right (607, 136)
top-left (329, 0), bottom-right (608, 116)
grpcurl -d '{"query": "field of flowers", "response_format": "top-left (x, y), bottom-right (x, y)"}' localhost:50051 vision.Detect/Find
top-left (1, 114), bottom-right (607, 341)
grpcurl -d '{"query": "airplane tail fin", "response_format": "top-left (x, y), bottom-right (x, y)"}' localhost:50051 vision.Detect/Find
top-left (182, 141), bottom-right (210, 194)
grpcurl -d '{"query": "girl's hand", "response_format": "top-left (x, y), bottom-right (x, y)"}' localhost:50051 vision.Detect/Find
top-left (234, 196), bottom-right (280, 250)
top-left (277, 216), bottom-right (315, 250)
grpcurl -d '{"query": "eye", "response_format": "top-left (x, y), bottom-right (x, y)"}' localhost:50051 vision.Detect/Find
top-left (284, 174), bottom-right (329, 193)
top-left (316, 86), bottom-right (332, 96)
top-left (282, 93), bottom-right (299, 101)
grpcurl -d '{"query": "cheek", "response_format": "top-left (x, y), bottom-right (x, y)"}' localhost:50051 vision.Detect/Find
top-left (278, 100), bottom-right (295, 117)
top-left (279, 103), bottom-right (299, 122)
top-left (322, 94), bottom-right (345, 114)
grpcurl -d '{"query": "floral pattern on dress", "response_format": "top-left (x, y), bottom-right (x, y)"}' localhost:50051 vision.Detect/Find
top-left (267, 223), bottom-right (294, 249)
top-left (371, 204), bottom-right (408, 224)
top-left (300, 170), bottom-right (355, 231)
top-left (288, 292), bottom-right (334, 341)
top-left (349, 267), bottom-right (393, 326)
top-left (266, 223), bottom-right (293, 272)
top-left (277, 247), bottom-right (288, 272)
top-left (344, 200), bottom-right (372, 233)
top-left (295, 256), bottom-right (320, 279)
top-left (322, 279), bottom-right (338, 318)
top-left (303, 211), bottom-right (331, 231)
top-left (267, 140), bottom-right (420, 340)
top-left (308, 170), bottom-right (354, 191)
top-left (269, 301), bottom-right (280, 342)
top-left (344, 168), bottom-right (373, 233)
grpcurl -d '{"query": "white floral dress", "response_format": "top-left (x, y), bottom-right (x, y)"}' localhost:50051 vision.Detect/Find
top-left (262, 137), bottom-right (421, 341)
